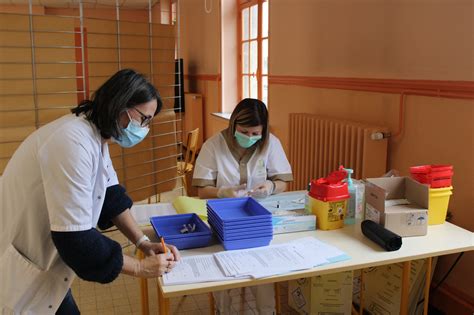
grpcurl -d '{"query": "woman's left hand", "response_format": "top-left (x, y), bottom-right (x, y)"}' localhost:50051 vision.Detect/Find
top-left (249, 180), bottom-right (274, 198)
top-left (140, 241), bottom-right (181, 261)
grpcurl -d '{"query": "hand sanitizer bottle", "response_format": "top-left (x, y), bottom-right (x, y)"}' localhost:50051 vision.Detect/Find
top-left (344, 168), bottom-right (356, 224)
top-left (304, 182), bottom-right (311, 214)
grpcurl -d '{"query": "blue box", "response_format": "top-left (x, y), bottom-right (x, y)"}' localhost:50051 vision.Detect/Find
top-left (206, 197), bottom-right (273, 250)
top-left (207, 197), bottom-right (272, 223)
top-left (207, 207), bottom-right (271, 226)
top-left (209, 221), bottom-right (273, 239)
top-left (215, 231), bottom-right (273, 250)
top-left (150, 213), bottom-right (212, 250)
top-left (207, 210), bottom-right (272, 230)
top-left (208, 218), bottom-right (272, 241)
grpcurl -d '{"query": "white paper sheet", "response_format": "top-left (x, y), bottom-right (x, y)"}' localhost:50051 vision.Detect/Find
top-left (214, 244), bottom-right (315, 278)
top-left (289, 237), bottom-right (351, 264)
top-left (162, 254), bottom-right (249, 285)
top-left (162, 237), bottom-right (350, 285)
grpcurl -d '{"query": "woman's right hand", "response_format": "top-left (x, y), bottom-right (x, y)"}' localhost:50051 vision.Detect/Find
top-left (136, 253), bottom-right (176, 278)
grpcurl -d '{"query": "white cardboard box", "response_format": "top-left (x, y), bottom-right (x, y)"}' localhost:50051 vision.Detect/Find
top-left (365, 177), bottom-right (429, 237)
top-left (289, 271), bottom-right (353, 315)
top-left (272, 212), bottom-right (316, 234)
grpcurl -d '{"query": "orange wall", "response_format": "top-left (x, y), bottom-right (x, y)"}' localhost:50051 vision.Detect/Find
top-left (270, 0), bottom-right (473, 80)
top-left (179, 0), bottom-right (222, 140)
top-left (221, 0), bottom-right (238, 113)
top-left (269, 0), bottom-right (473, 306)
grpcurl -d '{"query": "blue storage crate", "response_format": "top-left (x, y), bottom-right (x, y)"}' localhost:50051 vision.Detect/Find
top-left (207, 207), bottom-right (271, 225)
top-left (164, 236), bottom-right (212, 250)
top-left (214, 231), bottom-right (272, 250)
top-left (208, 220), bottom-right (273, 239)
top-left (207, 197), bottom-right (272, 223)
top-left (208, 215), bottom-right (273, 239)
top-left (150, 213), bottom-right (212, 250)
top-left (207, 210), bottom-right (272, 230)
top-left (209, 223), bottom-right (272, 241)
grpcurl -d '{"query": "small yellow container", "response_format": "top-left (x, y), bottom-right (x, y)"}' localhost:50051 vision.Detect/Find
top-left (309, 196), bottom-right (348, 230)
top-left (428, 186), bottom-right (453, 225)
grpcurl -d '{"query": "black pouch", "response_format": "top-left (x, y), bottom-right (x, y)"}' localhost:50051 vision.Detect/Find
top-left (361, 220), bottom-right (402, 251)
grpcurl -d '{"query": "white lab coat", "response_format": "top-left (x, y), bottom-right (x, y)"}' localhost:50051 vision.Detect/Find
top-left (192, 129), bottom-right (293, 190)
top-left (0, 114), bottom-right (118, 314)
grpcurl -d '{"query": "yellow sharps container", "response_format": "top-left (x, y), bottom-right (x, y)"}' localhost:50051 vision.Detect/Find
top-left (428, 186), bottom-right (453, 225)
top-left (309, 167), bottom-right (350, 230)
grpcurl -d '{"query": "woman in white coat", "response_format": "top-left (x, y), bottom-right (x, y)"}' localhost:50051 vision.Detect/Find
top-left (192, 98), bottom-right (293, 314)
top-left (0, 69), bottom-right (180, 314)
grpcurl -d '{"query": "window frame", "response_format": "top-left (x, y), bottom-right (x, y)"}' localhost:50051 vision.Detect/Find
top-left (237, 0), bottom-right (268, 102)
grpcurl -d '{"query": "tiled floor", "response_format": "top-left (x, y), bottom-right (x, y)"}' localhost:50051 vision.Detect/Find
top-left (72, 275), bottom-right (296, 314)
top-left (71, 185), bottom-right (298, 314)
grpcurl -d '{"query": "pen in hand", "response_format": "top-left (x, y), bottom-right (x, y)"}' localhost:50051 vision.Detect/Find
top-left (160, 236), bottom-right (170, 258)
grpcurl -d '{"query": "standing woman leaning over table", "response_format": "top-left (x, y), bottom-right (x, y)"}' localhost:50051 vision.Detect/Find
top-left (192, 98), bottom-right (293, 314)
top-left (0, 69), bottom-right (180, 314)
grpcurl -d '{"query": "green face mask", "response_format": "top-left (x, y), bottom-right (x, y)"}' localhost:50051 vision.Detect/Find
top-left (234, 130), bottom-right (262, 148)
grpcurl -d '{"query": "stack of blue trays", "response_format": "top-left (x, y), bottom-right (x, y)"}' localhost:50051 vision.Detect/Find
top-left (150, 213), bottom-right (212, 250)
top-left (207, 197), bottom-right (273, 250)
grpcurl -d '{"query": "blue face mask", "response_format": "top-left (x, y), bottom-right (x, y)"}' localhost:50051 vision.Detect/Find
top-left (234, 130), bottom-right (262, 148)
top-left (113, 111), bottom-right (150, 148)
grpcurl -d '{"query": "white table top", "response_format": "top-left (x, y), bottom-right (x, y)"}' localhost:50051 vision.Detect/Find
top-left (156, 221), bottom-right (473, 298)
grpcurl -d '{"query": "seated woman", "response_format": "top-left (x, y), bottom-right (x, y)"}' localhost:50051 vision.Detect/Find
top-left (192, 98), bottom-right (293, 314)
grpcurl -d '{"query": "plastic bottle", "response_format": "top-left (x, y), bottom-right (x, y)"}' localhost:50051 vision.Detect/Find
top-left (354, 179), bottom-right (365, 220)
top-left (343, 167), bottom-right (356, 224)
top-left (304, 182), bottom-right (311, 214)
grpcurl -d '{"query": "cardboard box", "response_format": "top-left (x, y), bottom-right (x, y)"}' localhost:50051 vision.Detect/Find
top-left (353, 258), bottom-right (438, 315)
top-left (365, 177), bottom-right (429, 237)
top-left (289, 271), bottom-right (353, 315)
top-left (352, 259), bottom-right (427, 315)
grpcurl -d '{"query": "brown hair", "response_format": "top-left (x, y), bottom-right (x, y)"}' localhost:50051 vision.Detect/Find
top-left (229, 98), bottom-right (269, 148)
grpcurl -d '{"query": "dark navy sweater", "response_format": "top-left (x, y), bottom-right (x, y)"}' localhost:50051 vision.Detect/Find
top-left (51, 184), bottom-right (133, 283)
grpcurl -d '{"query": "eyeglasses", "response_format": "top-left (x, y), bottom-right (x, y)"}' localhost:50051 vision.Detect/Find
top-left (130, 107), bottom-right (153, 127)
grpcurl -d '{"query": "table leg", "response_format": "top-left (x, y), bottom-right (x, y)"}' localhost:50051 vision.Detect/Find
top-left (275, 282), bottom-right (281, 314)
top-left (423, 257), bottom-right (432, 315)
top-left (137, 250), bottom-right (149, 315)
top-left (208, 292), bottom-right (215, 315)
top-left (158, 284), bottom-right (170, 315)
top-left (359, 269), bottom-right (365, 315)
top-left (400, 261), bottom-right (411, 315)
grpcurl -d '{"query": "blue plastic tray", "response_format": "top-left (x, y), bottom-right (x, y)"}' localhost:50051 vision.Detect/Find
top-left (208, 220), bottom-right (273, 239)
top-left (210, 225), bottom-right (272, 242)
top-left (165, 235), bottom-right (212, 250)
top-left (207, 210), bottom-right (272, 230)
top-left (150, 213), bottom-right (212, 250)
top-left (214, 230), bottom-right (272, 250)
top-left (208, 218), bottom-right (272, 241)
top-left (206, 206), bottom-right (271, 222)
top-left (208, 219), bottom-right (273, 236)
top-left (207, 197), bottom-right (272, 223)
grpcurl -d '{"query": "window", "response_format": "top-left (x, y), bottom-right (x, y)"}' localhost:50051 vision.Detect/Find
top-left (239, 0), bottom-right (269, 105)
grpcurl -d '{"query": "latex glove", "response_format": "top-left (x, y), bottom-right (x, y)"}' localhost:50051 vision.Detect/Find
top-left (249, 180), bottom-right (274, 199)
top-left (140, 241), bottom-right (181, 261)
top-left (134, 253), bottom-right (176, 278)
top-left (217, 184), bottom-right (248, 198)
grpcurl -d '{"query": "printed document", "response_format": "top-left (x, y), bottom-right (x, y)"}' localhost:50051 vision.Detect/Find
top-left (162, 254), bottom-right (249, 285)
top-left (162, 237), bottom-right (350, 285)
